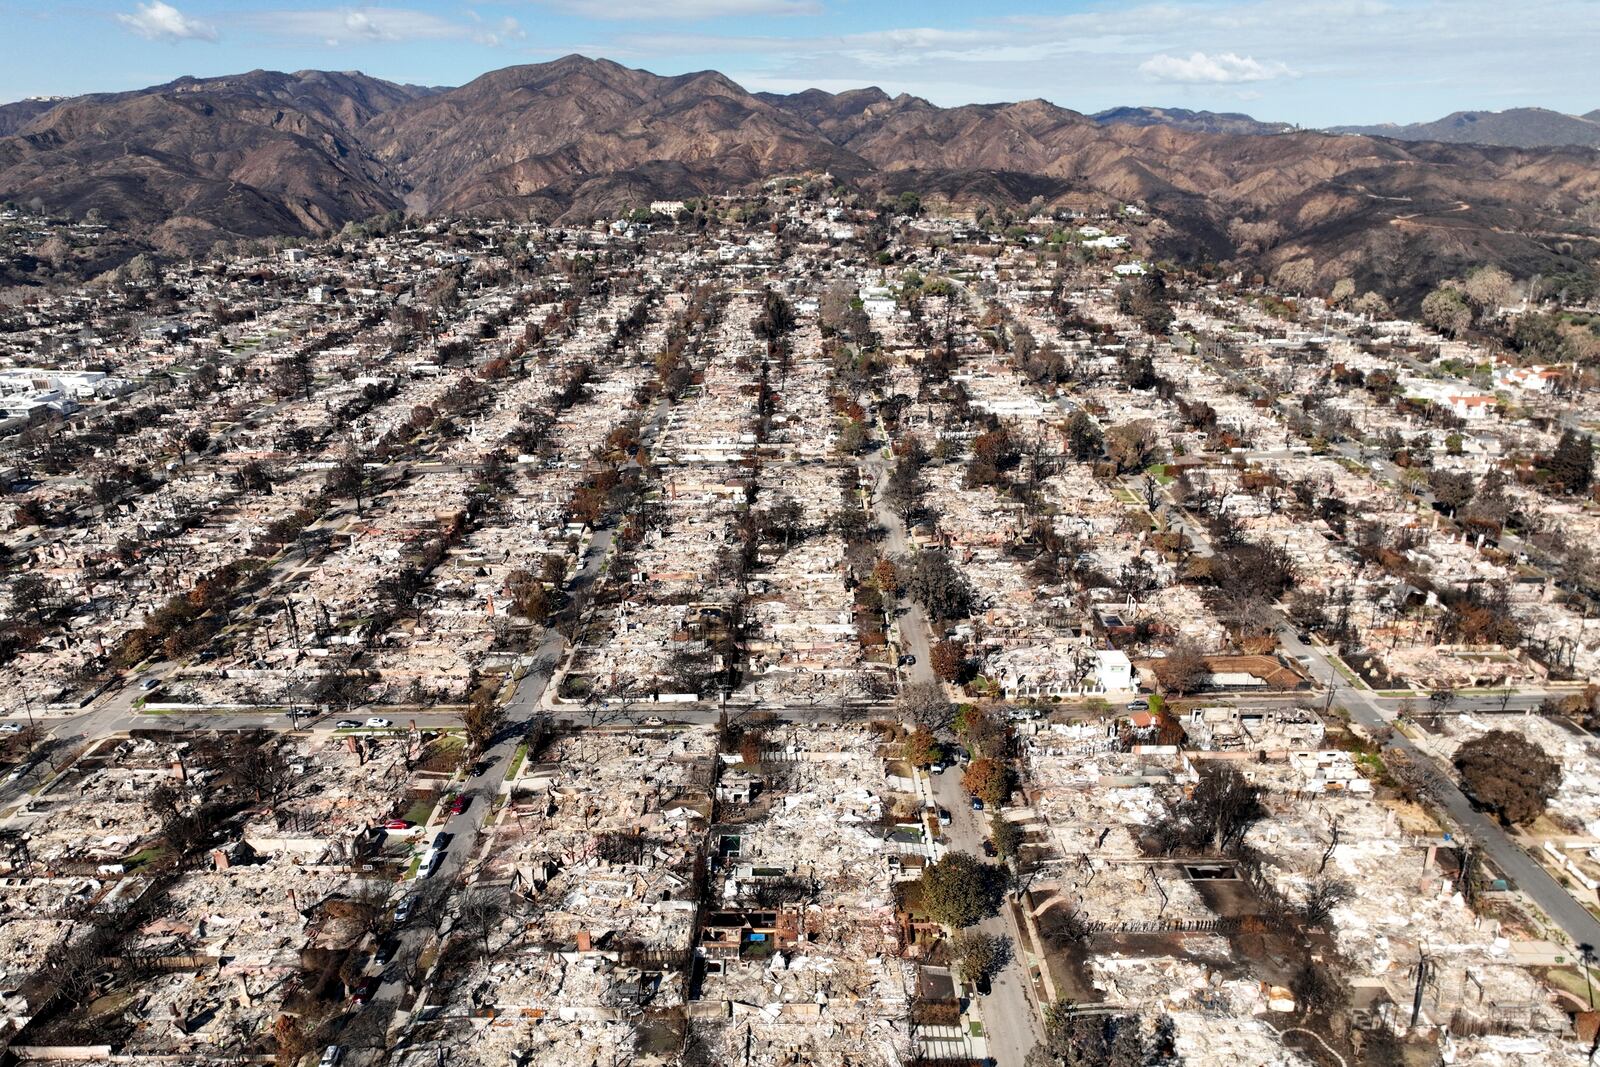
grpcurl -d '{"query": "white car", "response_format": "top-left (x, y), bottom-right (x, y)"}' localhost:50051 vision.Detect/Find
top-left (365, 717), bottom-right (392, 729)
top-left (641, 715), bottom-right (665, 727)
top-left (320, 1047), bottom-right (344, 1067)
top-left (0, 722), bottom-right (23, 734)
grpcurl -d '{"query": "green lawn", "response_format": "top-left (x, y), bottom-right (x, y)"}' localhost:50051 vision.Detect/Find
top-left (1143, 464), bottom-right (1175, 486)
top-left (121, 845), bottom-right (167, 870)
top-left (402, 795), bottom-right (438, 826)
top-left (506, 741), bottom-right (529, 779)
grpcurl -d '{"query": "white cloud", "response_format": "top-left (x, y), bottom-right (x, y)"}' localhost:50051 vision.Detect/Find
top-left (117, 1), bottom-right (217, 42)
top-left (1138, 51), bottom-right (1293, 84)
top-left (249, 7), bottom-right (523, 47)
top-left (542, 0), bottom-right (820, 20)
top-left (471, 16), bottom-right (528, 48)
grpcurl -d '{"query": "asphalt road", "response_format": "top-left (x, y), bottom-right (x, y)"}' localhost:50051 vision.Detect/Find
top-left (929, 767), bottom-right (1047, 1066)
top-left (865, 452), bottom-right (936, 681)
top-left (350, 392), bottom-right (682, 1040)
top-left (867, 446), bottom-right (1042, 1066)
top-left (1151, 474), bottom-right (1600, 951)
top-left (1278, 627), bottom-right (1600, 951)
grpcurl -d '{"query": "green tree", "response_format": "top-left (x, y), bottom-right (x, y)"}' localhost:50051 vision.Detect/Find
top-left (1454, 730), bottom-right (1558, 825)
top-left (1428, 469), bottom-right (1475, 515)
top-left (1421, 286), bottom-right (1472, 337)
top-left (918, 852), bottom-right (1005, 928)
top-left (902, 550), bottom-right (975, 620)
top-left (1549, 430), bottom-right (1593, 494)
top-left (990, 812), bottom-right (1024, 860)
top-left (951, 930), bottom-right (1006, 986)
top-left (1062, 409), bottom-right (1103, 462)
top-left (753, 287), bottom-right (796, 343)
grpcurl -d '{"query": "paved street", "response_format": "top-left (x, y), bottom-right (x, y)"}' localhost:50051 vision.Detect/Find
top-left (1278, 626), bottom-right (1600, 951)
top-left (5, 414), bottom-right (1592, 1066)
top-left (928, 767), bottom-right (1047, 1066)
top-left (1148, 470), bottom-right (1600, 952)
top-left (868, 446), bottom-right (1044, 1066)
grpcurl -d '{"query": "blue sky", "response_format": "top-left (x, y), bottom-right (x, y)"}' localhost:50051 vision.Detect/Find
top-left (4, 0), bottom-right (1597, 127)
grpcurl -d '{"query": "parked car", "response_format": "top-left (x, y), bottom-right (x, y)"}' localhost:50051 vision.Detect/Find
top-left (971, 797), bottom-right (985, 811)
top-left (981, 839), bottom-right (997, 857)
top-left (928, 762), bottom-right (945, 775)
top-left (0, 722), bottom-right (22, 734)
top-left (1126, 699), bottom-right (1149, 712)
top-left (140, 677), bottom-right (161, 691)
top-left (897, 654), bottom-right (916, 666)
top-left (394, 895), bottom-right (416, 924)
top-left (373, 937), bottom-right (399, 966)
top-left (641, 715), bottom-right (665, 727)
top-left (350, 977), bottom-right (379, 1004)
top-left (384, 819), bottom-right (411, 831)
top-left (334, 719), bottom-right (362, 730)
top-left (365, 717), bottom-right (392, 729)
top-left (319, 1047), bottom-right (343, 1066)
top-left (420, 850), bottom-right (444, 879)
top-left (450, 795), bottom-right (468, 815)
top-left (432, 831), bottom-right (453, 850)
top-left (936, 807), bottom-right (952, 826)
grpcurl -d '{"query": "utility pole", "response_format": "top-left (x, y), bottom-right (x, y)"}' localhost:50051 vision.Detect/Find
top-left (1580, 943), bottom-right (1595, 1012)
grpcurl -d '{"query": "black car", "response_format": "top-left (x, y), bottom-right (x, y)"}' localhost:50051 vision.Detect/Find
top-left (374, 937), bottom-right (399, 966)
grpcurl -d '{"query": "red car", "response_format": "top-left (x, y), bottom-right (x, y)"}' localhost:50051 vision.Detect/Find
top-left (450, 795), bottom-right (468, 815)
top-left (384, 819), bottom-right (411, 831)
top-left (350, 977), bottom-right (379, 1004)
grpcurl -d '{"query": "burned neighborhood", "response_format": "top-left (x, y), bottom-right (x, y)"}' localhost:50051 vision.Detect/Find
top-left (3, 172), bottom-right (1600, 1067)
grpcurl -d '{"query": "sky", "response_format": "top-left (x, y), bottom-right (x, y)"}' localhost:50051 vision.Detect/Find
top-left (3, 0), bottom-right (1598, 127)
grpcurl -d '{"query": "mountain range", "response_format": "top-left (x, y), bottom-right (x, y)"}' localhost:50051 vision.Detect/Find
top-left (1092, 106), bottom-right (1297, 137)
top-left (2, 57), bottom-right (1598, 306)
top-left (1329, 108), bottom-right (1600, 149)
